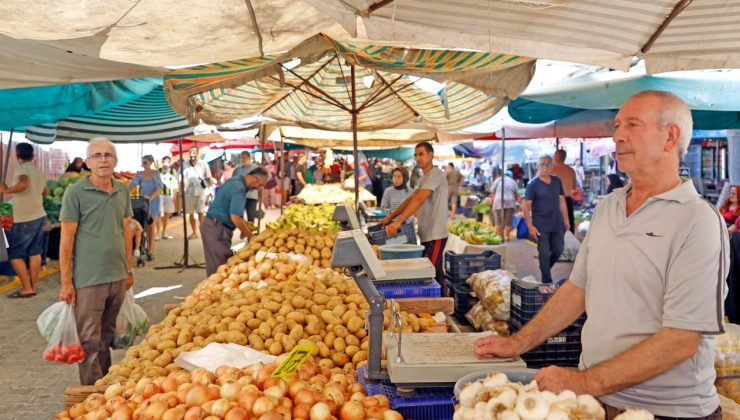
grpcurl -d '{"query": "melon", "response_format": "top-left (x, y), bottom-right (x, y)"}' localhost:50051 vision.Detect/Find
top-left (53, 187), bottom-right (65, 197)
top-left (57, 178), bottom-right (69, 188)
top-left (46, 180), bottom-right (58, 190)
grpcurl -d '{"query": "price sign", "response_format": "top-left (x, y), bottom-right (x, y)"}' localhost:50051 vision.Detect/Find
top-left (271, 343), bottom-right (316, 378)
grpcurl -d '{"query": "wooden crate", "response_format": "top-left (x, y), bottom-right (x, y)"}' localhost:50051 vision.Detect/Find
top-left (395, 297), bottom-right (454, 315)
top-left (64, 385), bottom-right (108, 409)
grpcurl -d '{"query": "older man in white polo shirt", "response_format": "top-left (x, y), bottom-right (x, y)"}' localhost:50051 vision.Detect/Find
top-left (475, 90), bottom-right (728, 418)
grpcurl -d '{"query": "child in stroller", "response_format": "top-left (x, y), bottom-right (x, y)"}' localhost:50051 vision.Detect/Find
top-left (131, 197), bottom-right (152, 266)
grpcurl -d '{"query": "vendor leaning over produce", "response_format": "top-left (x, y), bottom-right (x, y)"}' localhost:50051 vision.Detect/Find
top-left (201, 166), bottom-right (269, 276)
top-left (475, 90), bottom-right (729, 418)
top-left (58, 137), bottom-right (135, 385)
top-left (381, 142), bottom-right (449, 295)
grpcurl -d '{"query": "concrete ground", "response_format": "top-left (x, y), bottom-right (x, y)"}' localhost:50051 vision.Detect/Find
top-left (0, 209), bottom-right (569, 419)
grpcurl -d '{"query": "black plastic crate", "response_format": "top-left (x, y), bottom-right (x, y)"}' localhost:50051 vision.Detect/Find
top-left (444, 250), bottom-right (501, 282)
top-left (510, 309), bottom-right (585, 332)
top-left (449, 282), bottom-right (477, 319)
top-left (367, 221), bottom-right (417, 245)
top-left (510, 279), bottom-right (585, 332)
top-left (509, 326), bottom-right (582, 368)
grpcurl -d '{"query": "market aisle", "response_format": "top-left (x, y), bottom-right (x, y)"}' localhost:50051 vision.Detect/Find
top-left (504, 239), bottom-right (574, 283)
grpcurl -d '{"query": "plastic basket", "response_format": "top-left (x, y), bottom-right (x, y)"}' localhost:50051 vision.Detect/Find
top-left (358, 366), bottom-right (455, 420)
top-left (509, 325), bottom-right (582, 368)
top-left (509, 279), bottom-right (585, 332)
top-left (449, 281), bottom-right (477, 320)
top-left (444, 251), bottom-right (502, 282)
top-left (368, 221), bottom-right (417, 245)
top-left (463, 207), bottom-right (475, 218)
top-left (375, 280), bottom-right (441, 299)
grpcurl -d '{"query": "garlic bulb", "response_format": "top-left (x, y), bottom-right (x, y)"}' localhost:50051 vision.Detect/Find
top-left (515, 392), bottom-right (550, 420)
top-left (460, 381), bottom-right (484, 408)
top-left (545, 409), bottom-right (570, 420)
top-left (614, 409), bottom-right (655, 420)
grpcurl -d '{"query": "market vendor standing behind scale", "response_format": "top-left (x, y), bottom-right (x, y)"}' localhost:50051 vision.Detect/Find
top-left (475, 90), bottom-right (729, 418)
top-left (381, 142), bottom-right (449, 295)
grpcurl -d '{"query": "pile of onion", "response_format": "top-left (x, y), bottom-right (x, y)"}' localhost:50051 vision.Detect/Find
top-left (56, 360), bottom-right (403, 420)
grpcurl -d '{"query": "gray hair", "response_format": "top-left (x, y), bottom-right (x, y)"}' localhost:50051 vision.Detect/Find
top-left (539, 155), bottom-right (554, 167)
top-left (629, 90), bottom-right (693, 157)
top-left (87, 137), bottom-right (117, 159)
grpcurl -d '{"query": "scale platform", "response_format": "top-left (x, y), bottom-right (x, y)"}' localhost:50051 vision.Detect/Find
top-left (384, 332), bottom-right (526, 387)
top-left (375, 258), bottom-right (435, 283)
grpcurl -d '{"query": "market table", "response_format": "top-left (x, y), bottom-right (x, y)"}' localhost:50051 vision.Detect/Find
top-left (443, 232), bottom-right (513, 270)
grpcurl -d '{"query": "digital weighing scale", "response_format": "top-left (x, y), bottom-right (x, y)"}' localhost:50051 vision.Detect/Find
top-left (331, 229), bottom-right (525, 387)
top-left (332, 202), bottom-right (362, 231)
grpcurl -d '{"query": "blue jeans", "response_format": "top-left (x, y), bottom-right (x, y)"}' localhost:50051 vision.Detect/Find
top-left (9, 216), bottom-right (46, 260)
top-left (537, 230), bottom-right (565, 283)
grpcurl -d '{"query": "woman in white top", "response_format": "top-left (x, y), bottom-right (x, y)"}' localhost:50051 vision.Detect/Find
top-left (490, 169), bottom-right (519, 240)
top-left (380, 167), bottom-right (412, 214)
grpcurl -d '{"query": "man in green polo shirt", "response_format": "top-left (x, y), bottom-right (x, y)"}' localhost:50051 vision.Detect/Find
top-left (59, 137), bottom-right (134, 385)
top-left (201, 166), bottom-right (269, 276)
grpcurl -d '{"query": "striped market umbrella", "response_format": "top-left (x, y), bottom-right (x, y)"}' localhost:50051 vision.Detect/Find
top-left (25, 86), bottom-right (193, 144)
top-left (164, 33), bottom-right (534, 206)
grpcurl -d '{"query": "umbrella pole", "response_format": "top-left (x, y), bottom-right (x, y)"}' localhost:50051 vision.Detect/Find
top-left (280, 135), bottom-right (285, 216)
top-left (1, 129), bottom-right (13, 202)
top-left (351, 65), bottom-right (360, 215)
top-left (500, 128), bottom-right (506, 244)
top-left (257, 122), bottom-right (266, 231)
top-left (156, 138), bottom-right (204, 271)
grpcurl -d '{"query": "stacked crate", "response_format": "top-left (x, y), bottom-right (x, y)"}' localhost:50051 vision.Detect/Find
top-left (444, 250), bottom-right (502, 320)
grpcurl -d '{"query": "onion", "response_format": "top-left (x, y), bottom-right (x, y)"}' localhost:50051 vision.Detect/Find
top-left (365, 406), bottom-right (384, 419)
top-left (223, 406), bottom-right (248, 420)
top-left (252, 396), bottom-right (279, 416)
top-left (348, 383), bottom-right (364, 395)
top-left (383, 409), bottom-right (403, 420)
top-left (110, 404), bottom-right (133, 420)
top-left (170, 370), bottom-right (191, 385)
top-left (288, 380), bottom-right (307, 398)
top-left (143, 401), bottom-right (168, 420)
top-left (236, 390), bottom-right (259, 413)
top-left (293, 403), bottom-right (311, 419)
top-left (264, 384), bottom-right (287, 399)
top-left (254, 366), bottom-right (273, 388)
top-left (294, 389), bottom-right (319, 406)
top-left (161, 377), bottom-right (179, 393)
top-left (142, 382), bottom-right (162, 400)
top-left (260, 412), bottom-right (286, 420)
top-left (309, 402), bottom-right (332, 420)
top-left (207, 384), bottom-right (221, 400)
top-left (69, 403), bottom-right (87, 418)
top-left (331, 374), bottom-right (349, 387)
top-left (350, 392), bottom-right (365, 402)
top-left (209, 398), bottom-right (232, 418)
top-left (297, 363), bottom-right (318, 380)
top-left (104, 383), bottom-right (125, 401)
top-left (162, 404), bottom-right (187, 420)
top-left (323, 384), bottom-right (345, 405)
top-left (184, 406), bottom-right (206, 420)
top-left (185, 385), bottom-right (210, 407)
top-left (373, 395), bottom-right (390, 409)
top-left (220, 380), bottom-right (240, 401)
top-left (84, 394), bottom-right (106, 413)
top-left (84, 407), bottom-right (110, 420)
top-left (320, 366), bottom-right (332, 379)
top-left (361, 396), bottom-right (380, 409)
top-left (105, 396), bottom-right (127, 413)
top-left (340, 400), bottom-right (366, 420)
top-left (309, 375), bottom-right (329, 388)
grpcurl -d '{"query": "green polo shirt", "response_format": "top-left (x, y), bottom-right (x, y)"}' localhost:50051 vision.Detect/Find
top-left (60, 176), bottom-right (133, 289)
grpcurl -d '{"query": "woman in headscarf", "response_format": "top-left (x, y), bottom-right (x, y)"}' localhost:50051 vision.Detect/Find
top-left (380, 167), bottom-right (412, 214)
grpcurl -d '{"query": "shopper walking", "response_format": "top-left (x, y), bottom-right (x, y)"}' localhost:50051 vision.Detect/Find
top-left (233, 151), bottom-right (258, 223)
top-left (130, 155), bottom-right (162, 256)
top-left (181, 148), bottom-right (212, 239)
top-left (490, 169), bottom-right (519, 241)
top-left (1, 143), bottom-right (48, 298)
top-left (294, 155), bottom-right (308, 195)
top-left (158, 156), bottom-right (177, 240)
top-left (380, 167), bottom-right (412, 214)
top-left (552, 149), bottom-right (577, 233)
top-left (59, 137), bottom-right (134, 385)
top-left (446, 162), bottom-right (463, 218)
top-left (523, 155), bottom-right (570, 284)
top-left (381, 142), bottom-right (449, 295)
top-left (475, 91), bottom-right (728, 418)
top-left (201, 167), bottom-right (269, 275)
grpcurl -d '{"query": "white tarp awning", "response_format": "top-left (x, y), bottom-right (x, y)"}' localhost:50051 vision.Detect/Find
top-left (305, 0), bottom-right (740, 74)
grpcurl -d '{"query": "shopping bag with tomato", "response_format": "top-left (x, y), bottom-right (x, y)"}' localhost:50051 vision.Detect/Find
top-left (41, 302), bottom-right (86, 364)
top-left (112, 289), bottom-right (149, 349)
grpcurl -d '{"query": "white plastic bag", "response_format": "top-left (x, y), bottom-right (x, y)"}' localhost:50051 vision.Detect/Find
top-left (37, 301), bottom-right (66, 341)
top-left (174, 343), bottom-right (277, 372)
top-left (42, 302), bottom-right (86, 364)
top-left (561, 231), bottom-right (581, 262)
top-left (112, 289), bottom-right (149, 349)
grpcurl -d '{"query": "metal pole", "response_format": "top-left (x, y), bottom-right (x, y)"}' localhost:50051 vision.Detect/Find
top-left (500, 128), bottom-right (506, 243)
top-left (1, 130), bottom-right (15, 203)
top-left (351, 65), bottom-right (360, 214)
top-left (179, 138), bottom-right (189, 266)
top-left (280, 135), bottom-right (285, 216)
top-left (257, 122), bottom-right (267, 231)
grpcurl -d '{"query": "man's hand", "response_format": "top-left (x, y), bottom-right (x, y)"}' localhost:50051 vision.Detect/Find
top-left (564, 220), bottom-right (571, 233)
top-left (528, 224), bottom-right (540, 240)
top-left (59, 282), bottom-right (76, 305)
top-left (474, 334), bottom-right (525, 358)
top-left (125, 272), bottom-right (134, 290)
top-left (535, 366), bottom-right (591, 395)
top-left (386, 221), bottom-right (401, 238)
top-left (380, 215), bottom-right (393, 226)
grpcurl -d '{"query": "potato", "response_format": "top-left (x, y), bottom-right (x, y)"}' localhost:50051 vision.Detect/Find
top-left (286, 312), bottom-right (306, 324)
top-left (269, 341), bottom-right (283, 356)
top-left (305, 322), bottom-right (321, 336)
top-left (257, 323), bottom-right (272, 340)
top-left (332, 352), bottom-right (350, 367)
top-left (345, 335), bottom-right (360, 347)
top-left (263, 301), bottom-right (281, 313)
top-left (215, 323), bottom-right (228, 333)
top-left (321, 310), bottom-right (341, 325)
top-left (352, 350), bottom-right (368, 364)
top-left (153, 353), bottom-right (172, 368)
top-left (289, 325), bottom-right (304, 341)
top-left (255, 308), bottom-right (272, 321)
top-left (281, 336), bottom-right (297, 352)
top-left (228, 321), bottom-right (247, 333)
top-left (319, 358), bottom-right (334, 369)
top-left (407, 314), bottom-right (420, 332)
top-left (346, 316), bottom-right (364, 334)
top-left (345, 345), bottom-right (360, 358)
top-left (323, 331), bottom-right (336, 348)
top-left (235, 311), bottom-right (254, 323)
top-left (291, 295), bottom-right (306, 309)
top-left (156, 340), bottom-right (177, 352)
top-left (141, 349), bottom-right (159, 361)
top-left (331, 304), bottom-right (346, 318)
top-left (313, 294), bottom-right (330, 305)
top-left (246, 318), bottom-right (262, 329)
top-left (222, 307), bottom-right (239, 318)
top-left (333, 337), bottom-right (347, 353)
top-left (317, 342), bottom-right (331, 358)
top-left (340, 310), bottom-right (357, 325)
top-left (227, 331), bottom-right (248, 346)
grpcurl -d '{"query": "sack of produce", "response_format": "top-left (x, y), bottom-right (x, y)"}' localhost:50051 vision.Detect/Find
top-left (112, 290), bottom-right (150, 349)
top-left (467, 269), bottom-right (514, 321)
top-left (42, 302), bottom-right (86, 364)
top-left (465, 302), bottom-right (509, 336)
top-left (715, 323), bottom-right (740, 378)
top-left (37, 301), bottom-right (66, 341)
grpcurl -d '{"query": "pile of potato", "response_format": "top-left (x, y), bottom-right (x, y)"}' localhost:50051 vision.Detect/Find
top-left (233, 229), bottom-right (336, 268)
top-left (99, 263), bottom-right (439, 386)
top-left (60, 360), bottom-right (403, 420)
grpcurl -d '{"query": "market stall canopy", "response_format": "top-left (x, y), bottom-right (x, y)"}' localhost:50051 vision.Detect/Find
top-left (508, 69), bottom-right (740, 130)
top-left (164, 33), bottom-right (535, 132)
top-left (0, 78), bottom-right (161, 131)
top-left (0, 0), bottom-right (349, 71)
top-left (306, 0), bottom-right (740, 74)
top-left (275, 126), bottom-right (437, 148)
top-left (24, 86), bottom-right (194, 144)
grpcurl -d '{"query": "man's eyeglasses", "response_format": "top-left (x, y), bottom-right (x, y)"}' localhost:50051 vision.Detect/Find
top-left (88, 152), bottom-right (116, 161)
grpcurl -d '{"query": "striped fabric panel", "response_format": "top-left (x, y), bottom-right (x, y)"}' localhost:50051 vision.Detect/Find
top-left (26, 86), bottom-right (194, 144)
